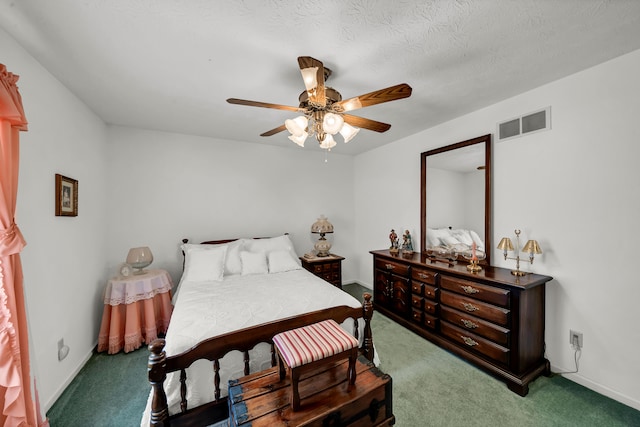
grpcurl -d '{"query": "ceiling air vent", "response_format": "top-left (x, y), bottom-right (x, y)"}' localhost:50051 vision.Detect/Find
top-left (497, 107), bottom-right (551, 142)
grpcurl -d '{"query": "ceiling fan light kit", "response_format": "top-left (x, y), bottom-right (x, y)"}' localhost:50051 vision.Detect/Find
top-left (227, 56), bottom-right (412, 153)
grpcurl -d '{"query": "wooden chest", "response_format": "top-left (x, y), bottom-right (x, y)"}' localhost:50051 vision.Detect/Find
top-left (228, 357), bottom-right (394, 426)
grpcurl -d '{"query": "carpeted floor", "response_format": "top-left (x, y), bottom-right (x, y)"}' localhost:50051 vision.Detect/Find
top-left (47, 283), bottom-right (640, 426)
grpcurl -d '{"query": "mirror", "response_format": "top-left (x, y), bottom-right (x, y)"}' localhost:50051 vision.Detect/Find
top-left (420, 134), bottom-right (492, 265)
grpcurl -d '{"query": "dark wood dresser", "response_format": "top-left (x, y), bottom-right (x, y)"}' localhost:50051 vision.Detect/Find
top-left (300, 254), bottom-right (344, 288)
top-left (371, 249), bottom-right (552, 396)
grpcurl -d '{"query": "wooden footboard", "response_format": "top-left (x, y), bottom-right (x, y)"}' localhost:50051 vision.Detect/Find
top-left (147, 293), bottom-right (374, 427)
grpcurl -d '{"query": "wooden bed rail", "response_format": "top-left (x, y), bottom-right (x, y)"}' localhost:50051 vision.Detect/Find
top-left (148, 293), bottom-right (374, 427)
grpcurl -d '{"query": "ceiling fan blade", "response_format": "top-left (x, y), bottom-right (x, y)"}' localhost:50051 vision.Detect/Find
top-left (334, 83), bottom-right (412, 112)
top-left (227, 98), bottom-right (301, 112)
top-left (298, 56), bottom-right (326, 107)
top-left (343, 114), bottom-right (391, 133)
top-left (260, 124), bottom-right (287, 137)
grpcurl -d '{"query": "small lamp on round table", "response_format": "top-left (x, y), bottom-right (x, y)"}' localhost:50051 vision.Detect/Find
top-left (126, 246), bottom-right (154, 275)
top-left (311, 215), bottom-right (334, 257)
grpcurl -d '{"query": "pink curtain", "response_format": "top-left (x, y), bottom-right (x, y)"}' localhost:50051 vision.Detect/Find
top-left (0, 64), bottom-right (48, 426)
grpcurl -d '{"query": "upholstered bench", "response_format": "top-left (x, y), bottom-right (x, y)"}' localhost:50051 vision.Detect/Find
top-left (272, 319), bottom-right (359, 411)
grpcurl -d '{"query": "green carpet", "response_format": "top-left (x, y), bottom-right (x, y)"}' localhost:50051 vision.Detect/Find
top-left (47, 284), bottom-right (640, 426)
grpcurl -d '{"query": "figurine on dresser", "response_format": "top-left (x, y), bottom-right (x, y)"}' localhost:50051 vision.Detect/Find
top-left (402, 230), bottom-right (413, 254)
top-left (389, 229), bottom-right (399, 254)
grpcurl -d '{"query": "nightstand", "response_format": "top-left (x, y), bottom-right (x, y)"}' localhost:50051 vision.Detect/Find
top-left (300, 254), bottom-right (344, 288)
top-left (97, 269), bottom-right (173, 354)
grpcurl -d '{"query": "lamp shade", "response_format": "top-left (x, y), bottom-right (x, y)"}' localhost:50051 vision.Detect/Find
top-left (126, 246), bottom-right (153, 274)
top-left (300, 66), bottom-right (319, 91)
top-left (339, 122), bottom-right (360, 143)
top-left (522, 240), bottom-right (542, 254)
top-left (288, 131), bottom-right (308, 147)
top-left (322, 112), bottom-right (344, 135)
top-left (319, 134), bottom-right (337, 150)
top-left (497, 238), bottom-right (514, 252)
top-left (285, 116), bottom-right (308, 137)
top-left (311, 215), bottom-right (334, 234)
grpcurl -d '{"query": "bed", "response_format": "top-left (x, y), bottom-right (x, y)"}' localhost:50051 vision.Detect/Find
top-left (141, 235), bottom-right (375, 426)
top-left (425, 227), bottom-right (485, 259)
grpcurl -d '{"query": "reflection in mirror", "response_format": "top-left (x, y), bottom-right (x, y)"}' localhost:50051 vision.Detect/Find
top-left (420, 134), bottom-right (491, 265)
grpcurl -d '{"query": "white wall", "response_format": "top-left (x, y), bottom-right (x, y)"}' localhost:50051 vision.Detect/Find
top-left (6, 19), bottom-right (640, 414)
top-left (105, 126), bottom-right (357, 286)
top-left (354, 49), bottom-right (640, 410)
top-left (2, 28), bottom-right (110, 410)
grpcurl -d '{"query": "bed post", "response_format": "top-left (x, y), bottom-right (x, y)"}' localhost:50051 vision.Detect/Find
top-left (148, 339), bottom-right (170, 426)
top-left (361, 293), bottom-right (375, 362)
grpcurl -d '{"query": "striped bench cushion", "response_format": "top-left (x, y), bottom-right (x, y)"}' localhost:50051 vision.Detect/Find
top-left (273, 319), bottom-right (359, 368)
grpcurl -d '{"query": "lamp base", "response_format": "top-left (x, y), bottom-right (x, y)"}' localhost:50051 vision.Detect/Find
top-left (510, 270), bottom-right (529, 276)
top-left (314, 239), bottom-right (332, 257)
top-left (466, 260), bottom-right (483, 273)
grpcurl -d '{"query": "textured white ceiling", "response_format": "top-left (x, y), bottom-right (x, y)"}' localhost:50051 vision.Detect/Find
top-left (2, 0), bottom-right (640, 155)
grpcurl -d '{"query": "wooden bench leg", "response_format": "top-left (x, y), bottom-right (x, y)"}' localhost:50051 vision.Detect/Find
top-left (291, 368), bottom-right (301, 411)
top-left (278, 353), bottom-right (286, 381)
top-left (348, 347), bottom-right (358, 385)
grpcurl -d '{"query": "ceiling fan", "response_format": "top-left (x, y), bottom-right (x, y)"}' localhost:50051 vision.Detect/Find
top-left (226, 56), bottom-right (412, 150)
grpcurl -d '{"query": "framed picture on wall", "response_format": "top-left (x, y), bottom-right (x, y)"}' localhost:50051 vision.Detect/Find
top-left (55, 174), bottom-right (78, 217)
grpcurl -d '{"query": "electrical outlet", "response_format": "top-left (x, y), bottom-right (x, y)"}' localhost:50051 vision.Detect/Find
top-left (58, 338), bottom-right (69, 361)
top-left (569, 330), bottom-right (583, 349)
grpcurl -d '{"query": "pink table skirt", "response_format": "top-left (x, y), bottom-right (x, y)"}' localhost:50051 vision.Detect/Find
top-left (97, 292), bottom-right (173, 354)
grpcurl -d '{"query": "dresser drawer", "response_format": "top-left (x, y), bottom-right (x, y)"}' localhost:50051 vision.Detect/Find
top-left (440, 306), bottom-right (510, 346)
top-left (441, 322), bottom-right (510, 366)
top-left (441, 290), bottom-right (510, 326)
top-left (440, 276), bottom-right (510, 308)
top-left (423, 313), bottom-right (437, 330)
top-left (411, 295), bottom-right (423, 310)
top-left (411, 267), bottom-right (437, 285)
top-left (422, 284), bottom-right (437, 300)
top-left (411, 308), bottom-right (422, 323)
top-left (424, 300), bottom-right (438, 316)
top-left (375, 258), bottom-right (410, 276)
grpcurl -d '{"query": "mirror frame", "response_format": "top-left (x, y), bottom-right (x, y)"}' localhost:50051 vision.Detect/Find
top-left (420, 134), bottom-right (492, 265)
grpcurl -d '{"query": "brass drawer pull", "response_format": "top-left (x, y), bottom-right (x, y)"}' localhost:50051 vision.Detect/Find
top-left (425, 290), bottom-right (432, 297)
top-left (462, 302), bottom-right (479, 312)
top-left (461, 285), bottom-right (479, 294)
top-left (461, 336), bottom-right (479, 347)
top-left (385, 264), bottom-right (395, 270)
top-left (461, 319), bottom-right (478, 329)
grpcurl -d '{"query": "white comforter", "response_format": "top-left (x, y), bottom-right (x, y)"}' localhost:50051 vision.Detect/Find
top-left (140, 269), bottom-right (363, 425)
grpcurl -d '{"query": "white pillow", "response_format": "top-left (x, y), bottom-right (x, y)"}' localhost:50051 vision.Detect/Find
top-left (426, 228), bottom-right (441, 247)
top-left (268, 250), bottom-right (302, 273)
top-left (243, 235), bottom-right (300, 265)
top-left (222, 239), bottom-right (244, 275)
top-left (451, 229), bottom-right (474, 246)
top-left (182, 245), bottom-right (227, 282)
top-left (181, 240), bottom-right (245, 276)
top-left (240, 251), bottom-right (268, 275)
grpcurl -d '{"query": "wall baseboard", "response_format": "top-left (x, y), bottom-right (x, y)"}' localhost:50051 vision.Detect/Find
top-left (44, 342), bottom-right (96, 413)
top-left (551, 364), bottom-right (640, 412)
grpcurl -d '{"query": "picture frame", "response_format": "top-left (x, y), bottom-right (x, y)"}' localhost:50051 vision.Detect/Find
top-left (55, 174), bottom-right (78, 217)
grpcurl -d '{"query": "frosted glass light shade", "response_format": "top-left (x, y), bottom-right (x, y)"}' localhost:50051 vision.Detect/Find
top-left (285, 116), bottom-right (308, 137)
top-left (288, 132), bottom-right (308, 147)
top-left (319, 134), bottom-right (336, 150)
top-left (339, 122), bottom-right (360, 143)
top-left (126, 246), bottom-right (153, 275)
top-left (322, 113), bottom-right (344, 135)
top-left (300, 67), bottom-right (319, 91)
